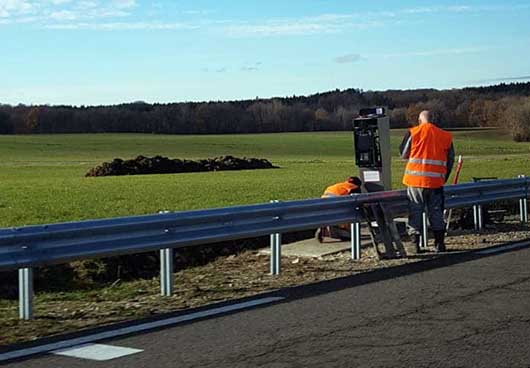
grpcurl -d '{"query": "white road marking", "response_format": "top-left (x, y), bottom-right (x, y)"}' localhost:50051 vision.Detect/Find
top-left (52, 343), bottom-right (142, 361)
top-left (476, 241), bottom-right (530, 255)
top-left (0, 296), bottom-right (284, 362)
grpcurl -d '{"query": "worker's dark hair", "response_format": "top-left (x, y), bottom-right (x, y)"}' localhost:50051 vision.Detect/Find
top-left (347, 176), bottom-right (362, 186)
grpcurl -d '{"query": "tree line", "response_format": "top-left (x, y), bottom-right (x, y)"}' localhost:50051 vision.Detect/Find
top-left (1, 82), bottom-right (530, 140)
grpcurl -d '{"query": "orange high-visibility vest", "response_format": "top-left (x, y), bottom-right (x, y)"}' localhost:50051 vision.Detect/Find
top-left (403, 123), bottom-right (452, 188)
top-left (322, 182), bottom-right (359, 198)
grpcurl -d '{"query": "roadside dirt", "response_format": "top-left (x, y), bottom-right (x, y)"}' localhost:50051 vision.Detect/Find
top-left (1, 221), bottom-right (529, 347)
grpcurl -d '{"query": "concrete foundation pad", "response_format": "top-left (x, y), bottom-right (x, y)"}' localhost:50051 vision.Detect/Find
top-left (260, 235), bottom-right (371, 258)
top-left (260, 219), bottom-right (408, 258)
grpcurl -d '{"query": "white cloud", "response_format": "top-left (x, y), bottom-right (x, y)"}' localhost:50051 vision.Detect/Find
top-left (447, 5), bottom-right (473, 12)
top-left (226, 21), bottom-right (337, 37)
top-left (45, 21), bottom-right (194, 30)
top-left (241, 62), bottom-right (261, 71)
top-left (472, 75), bottom-right (530, 84)
top-left (0, 0), bottom-right (135, 23)
top-left (402, 4), bottom-right (530, 15)
top-left (221, 3), bottom-right (528, 38)
top-left (334, 54), bottom-right (362, 64)
top-left (1, 2), bottom-right (528, 34)
top-left (49, 9), bottom-right (76, 20)
top-left (183, 9), bottom-right (214, 15)
top-left (0, 0), bottom-right (33, 18)
top-left (77, 1), bottom-right (98, 9)
top-left (112, 0), bottom-right (135, 9)
top-left (224, 13), bottom-right (383, 37)
top-left (381, 47), bottom-right (493, 58)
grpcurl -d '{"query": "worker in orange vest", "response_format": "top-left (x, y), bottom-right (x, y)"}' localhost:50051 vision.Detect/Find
top-left (316, 176), bottom-right (362, 242)
top-left (400, 110), bottom-right (455, 253)
top-left (322, 176), bottom-right (362, 198)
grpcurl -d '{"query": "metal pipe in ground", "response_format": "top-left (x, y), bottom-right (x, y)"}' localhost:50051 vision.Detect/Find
top-left (160, 248), bottom-right (174, 296)
top-left (473, 205), bottom-right (484, 232)
top-left (421, 212), bottom-right (428, 248)
top-left (270, 200), bottom-right (282, 275)
top-left (350, 222), bottom-right (361, 260)
top-left (476, 205), bottom-right (483, 231)
top-left (519, 198), bottom-right (527, 223)
top-left (519, 175), bottom-right (528, 224)
top-left (19, 268), bottom-right (33, 320)
top-left (270, 233), bottom-right (282, 275)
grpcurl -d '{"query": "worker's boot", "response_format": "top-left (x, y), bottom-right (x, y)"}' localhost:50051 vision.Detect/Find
top-left (412, 234), bottom-right (422, 254)
top-left (434, 230), bottom-right (446, 253)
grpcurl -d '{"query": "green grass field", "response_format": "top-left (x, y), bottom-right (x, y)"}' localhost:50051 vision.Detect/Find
top-left (1, 129), bottom-right (529, 228)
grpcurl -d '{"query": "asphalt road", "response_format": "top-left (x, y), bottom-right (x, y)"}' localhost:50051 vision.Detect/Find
top-left (5, 245), bottom-right (530, 368)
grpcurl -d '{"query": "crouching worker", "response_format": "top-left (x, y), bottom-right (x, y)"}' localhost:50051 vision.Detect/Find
top-left (316, 176), bottom-right (362, 242)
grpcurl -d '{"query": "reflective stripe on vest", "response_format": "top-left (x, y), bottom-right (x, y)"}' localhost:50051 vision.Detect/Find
top-left (407, 158), bottom-right (447, 167)
top-left (404, 170), bottom-right (445, 178)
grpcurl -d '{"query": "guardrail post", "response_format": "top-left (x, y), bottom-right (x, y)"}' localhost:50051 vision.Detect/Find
top-left (270, 233), bottom-right (282, 275)
top-left (420, 211), bottom-right (428, 248)
top-left (473, 205), bottom-right (483, 232)
top-left (160, 248), bottom-right (174, 296)
top-left (519, 175), bottom-right (528, 224)
top-left (19, 267), bottom-right (33, 320)
top-left (158, 211), bottom-right (174, 297)
top-left (270, 200), bottom-right (282, 275)
top-left (350, 221), bottom-right (361, 261)
top-left (519, 198), bottom-right (528, 224)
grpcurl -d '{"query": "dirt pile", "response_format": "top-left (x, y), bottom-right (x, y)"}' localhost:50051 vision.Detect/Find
top-left (85, 155), bottom-right (278, 177)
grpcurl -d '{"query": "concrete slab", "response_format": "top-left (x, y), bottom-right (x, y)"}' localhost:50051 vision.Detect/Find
top-left (260, 234), bottom-right (372, 258)
top-left (259, 219), bottom-right (406, 258)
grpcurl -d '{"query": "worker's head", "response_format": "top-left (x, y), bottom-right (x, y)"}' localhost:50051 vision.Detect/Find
top-left (418, 110), bottom-right (433, 124)
top-left (347, 176), bottom-right (362, 186)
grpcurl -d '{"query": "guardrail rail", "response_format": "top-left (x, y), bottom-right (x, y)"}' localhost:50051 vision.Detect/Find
top-left (1, 177), bottom-right (528, 320)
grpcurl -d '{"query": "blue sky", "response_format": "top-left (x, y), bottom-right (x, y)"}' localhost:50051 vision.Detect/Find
top-left (1, 0), bottom-right (529, 106)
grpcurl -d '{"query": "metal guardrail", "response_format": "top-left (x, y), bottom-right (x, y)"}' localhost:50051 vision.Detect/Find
top-left (1, 177), bottom-right (529, 320)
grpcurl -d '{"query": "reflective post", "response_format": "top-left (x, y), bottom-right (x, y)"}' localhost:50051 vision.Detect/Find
top-left (270, 233), bottom-right (282, 275)
top-left (478, 205), bottom-right (483, 231)
top-left (519, 198), bottom-right (528, 223)
top-left (160, 248), bottom-right (174, 296)
top-left (519, 175), bottom-right (528, 224)
top-left (473, 205), bottom-right (483, 232)
top-left (350, 222), bottom-right (361, 260)
top-left (421, 212), bottom-right (428, 248)
top-left (523, 199), bottom-right (528, 223)
top-left (19, 268), bottom-right (33, 320)
top-left (270, 200), bottom-right (282, 275)
top-left (473, 205), bottom-right (478, 230)
top-left (523, 175), bottom-right (528, 224)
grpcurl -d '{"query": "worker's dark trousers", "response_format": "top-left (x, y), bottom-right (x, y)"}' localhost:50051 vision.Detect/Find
top-left (407, 186), bottom-right (445, 235)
